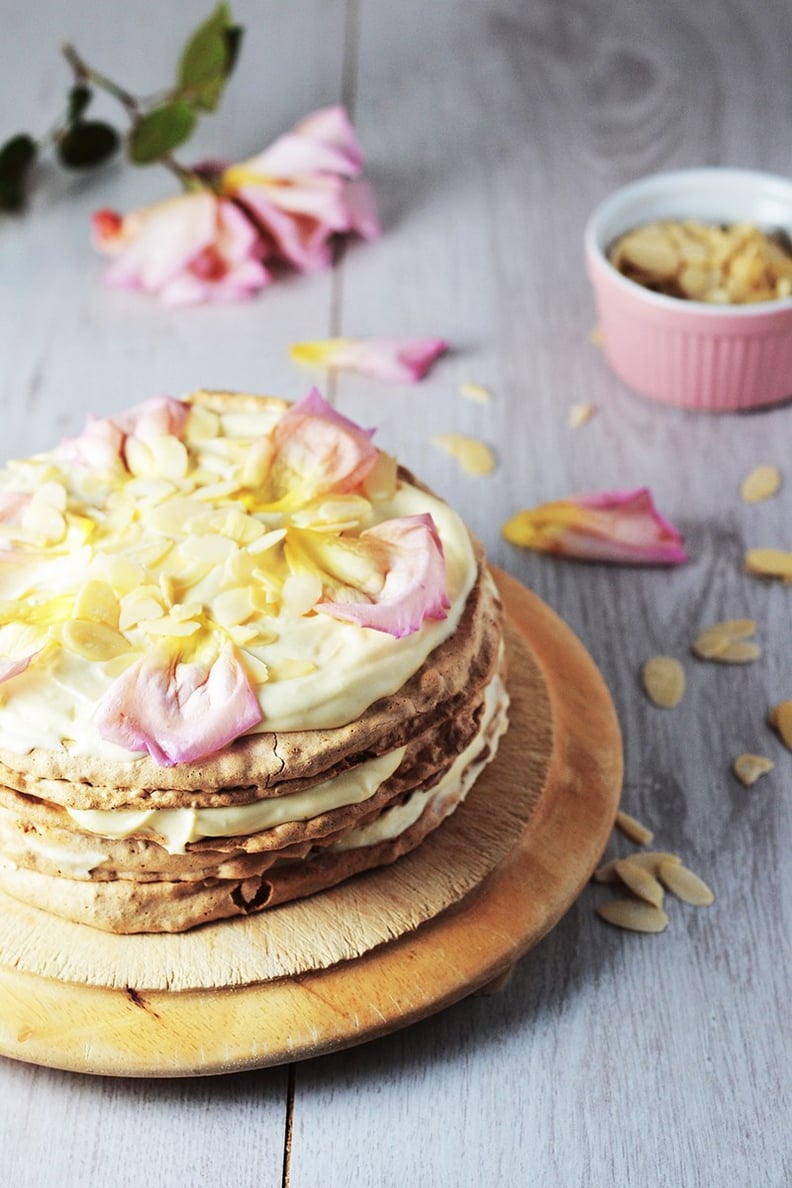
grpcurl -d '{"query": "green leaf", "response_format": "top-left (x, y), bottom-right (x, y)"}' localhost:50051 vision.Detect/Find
top-left (67, 84), bottom-right (92, 125)
top-left (58, 121), bottom-right (120, 169)
top-left (223, 26), bottom-right (244, 78)
top-left (0, 134), bottom-right (37, 212)
top-left (177, 4), bottom-right (240, 111)
top-left (128, 101), bottom-right (197, 164)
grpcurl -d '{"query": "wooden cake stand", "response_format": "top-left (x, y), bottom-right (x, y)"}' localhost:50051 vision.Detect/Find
top-left (0, 570), bottom-right (622, 1077)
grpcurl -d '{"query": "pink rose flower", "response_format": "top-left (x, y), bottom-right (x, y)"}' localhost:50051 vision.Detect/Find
top-left (92, 106), bottom-right (379, 305)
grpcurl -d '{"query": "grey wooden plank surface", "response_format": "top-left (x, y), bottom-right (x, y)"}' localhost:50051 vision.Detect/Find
top-left (0, 0), bottom-right (791, 1186)
top-left (290, 1), bottom-right (792, 1186)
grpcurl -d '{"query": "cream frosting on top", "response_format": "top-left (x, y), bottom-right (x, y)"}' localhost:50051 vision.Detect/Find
top-left (0, 392), bottom-right (476, 760)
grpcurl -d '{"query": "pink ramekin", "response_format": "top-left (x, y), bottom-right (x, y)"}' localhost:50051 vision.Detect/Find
top-left (584, 168), bottom-right (792, 412)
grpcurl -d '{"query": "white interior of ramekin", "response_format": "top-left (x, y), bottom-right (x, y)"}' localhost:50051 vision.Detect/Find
top-left (584, 167), bottom-right (792, 317)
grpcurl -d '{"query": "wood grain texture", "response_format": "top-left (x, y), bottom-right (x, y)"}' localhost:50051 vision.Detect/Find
top-left (0, 574), bottom-right (621, 1077)
top-left (1, 0), bottom-right (792, 1183)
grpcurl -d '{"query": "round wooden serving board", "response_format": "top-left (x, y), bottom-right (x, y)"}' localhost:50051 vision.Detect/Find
top-left (0, 571), bottom-right (622, 1077)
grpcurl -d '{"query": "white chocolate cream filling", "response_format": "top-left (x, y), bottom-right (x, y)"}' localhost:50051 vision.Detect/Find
top-left (62, 666), bottom-right (508, 863)
top-left (0, 399), bottom-right (477, 758)
top-left (329, 669), bottom-right (509, 852)
top-left (67, 746), bottom-right (407, 855)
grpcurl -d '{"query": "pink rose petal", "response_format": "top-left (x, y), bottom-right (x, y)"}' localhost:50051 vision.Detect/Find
top-left (112, 396), bottom-right (190, 440)
top-left (0, 653), bottom-right (38, 684)
top-left (270, 388), bottom-right (379, 499)
top-left (502, 488), bottom-right (687, 564)
top-left (246, 104), bottom-right (365, 179)
top-left (289, 337), bottom-right (448, 383)
top-left (58, 416), bottom-right (125, 472)
top-left (93, 192), bottom-right (270, 306)
top-left (58, 397), bottom-right (190, 473)
top-left (316, 513), bottom-right (450, 638)
top-left (223, 105), bottom-right (379, 275)
top-left (95, 643), bottom-right (262, 766)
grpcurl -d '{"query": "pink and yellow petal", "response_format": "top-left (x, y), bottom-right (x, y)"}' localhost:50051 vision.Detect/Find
top-left (316, 514), bottom-right (450, 637)
top-left (94, 641), bottom-right (262, 766)
top-left (503, 488), bottom-right (686, 565)
top-left (269, 388), bottom-right (378, 500)
top-left (290, 337), bottom-right (447, 383)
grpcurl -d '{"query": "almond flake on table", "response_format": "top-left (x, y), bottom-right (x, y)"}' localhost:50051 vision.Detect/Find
top-left (739, 464), bottom-right (782, 503)
top-left (657, 860), bottom-right (715, 907)
top-left (567, 402), bottom-right (595, 428)
top-left (459, 382), bottom-right (493, 404)
top-left (692, 619), bottom-right (761, 663)
top-left (615, 808), bottom-right (654, 845)
top-left (432, 433), bottom-right (496, 477)
top-left (744, 548), bottom-right (792, 579)
top-left (596, 899), bottom-right (669, 934)
top-left (768, 699), bottom-right (792, 750)
top-left (641, 655), bottom-right (685, 709)
top-left (733, 753), bottom-right (775, 787)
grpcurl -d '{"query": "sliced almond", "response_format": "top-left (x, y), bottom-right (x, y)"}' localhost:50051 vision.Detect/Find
top-left (691, 628), bottom-right (733, 660)
top-left (180, 533), bottom-right (237, 563)
top-left (459, 382), bottom-right (493, 405)
top-left (618, 227), bottom-right (679, 277)
top-left (628, 850), bottom-right (682, 873)
top-left (432, 433), bottom-right (496, 477)
top-left (715, 640), bottom-right (761, 664)
top-left (744, 548), bottom-right (792, 579)
top-left (739, 464), bottom-right (781, 503)
top-left (270, 658), bottom-right (317, 681)
top-left (615, 809), bottom-right (654, 845)
top-left (594, 850), bottom-right (681, 882)
top-left (693, 619), bottom-right (758, 661)
top-left (124, 435), bottom-right (155, 478)
top-left (733, 753), bottom-right (774, 787)
top-left (592, 860), bottom-right (622, 884)
top-left (140, 615), bottom-right (202, 638)
top-left (147, 434), bottom-right (189, 480)
top-left (61, 620), bottom-right (131, 662)
top-left (282, 573), bottom-right (323, 617)
top-left (596, 899), bottom-right (669, 933)
top-left (641, 655), bottom-right (685, 708)
top-left (768, 699), bottom-right (792, 750)
top-left (657, 860), bottom-right (714, 906)
top-left (568, 403), bottom-right (595, 429)
top-left (21, 501), bottom-right (66, 545)
top-left (706, 618), bottom-right (756, 638)
top-left (212, 587), bottom-right (254, 629)
top-left (73, 580), bottom-right (119, 628)
top-left (613, 859), bottom-right (665, 908)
